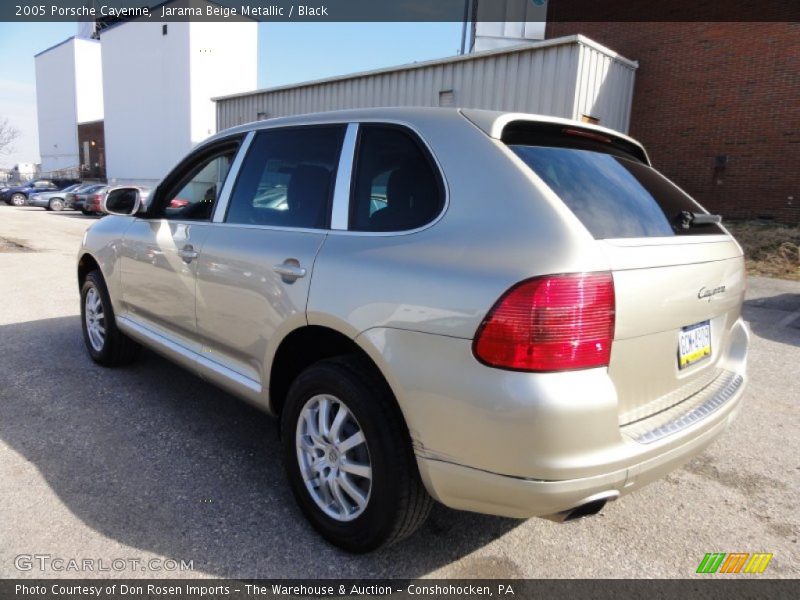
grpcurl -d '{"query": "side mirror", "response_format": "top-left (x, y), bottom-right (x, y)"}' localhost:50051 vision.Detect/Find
top-left (103, 187), bottom-right (141, 216)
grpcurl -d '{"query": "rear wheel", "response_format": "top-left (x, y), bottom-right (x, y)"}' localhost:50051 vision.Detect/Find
top-left (281, 357), bottom-right (432, 552)
top-left (80, 270), bottom-right (141, 367)
top-left (49, 198), bottom-right (64, 211)
top-left (10, 193), bottom-right (26, 206)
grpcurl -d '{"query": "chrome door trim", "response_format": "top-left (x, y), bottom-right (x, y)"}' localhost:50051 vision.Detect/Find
top-left (197, 355), bottom-right (263, 394)
top-left (212, 130), bottom-right (255, 224)
top-left (331, 123), bottom-right (358, 231)
top-left (117, 314), bottom-right (262, 395)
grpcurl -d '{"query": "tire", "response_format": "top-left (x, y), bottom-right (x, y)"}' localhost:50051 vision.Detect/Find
top-left (80, 270), bottom-right (141, 367)
top-left (81, 208), bottom-right (92, 216)
top-left (281, 356), bottom-right (432, 552)
top-left (10, 193), bottom-right (26, 206)
top-left (49, 198), bottom-right (64, 211)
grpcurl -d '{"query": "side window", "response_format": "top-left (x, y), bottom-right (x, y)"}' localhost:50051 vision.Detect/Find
top-left (225, 126), bottom-right (345, 228)
top-left (161, 151), bottom-right (235, 221)
top-left (349, 126), bottom-right (444, 232)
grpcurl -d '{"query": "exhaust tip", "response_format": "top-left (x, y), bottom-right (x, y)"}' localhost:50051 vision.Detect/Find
top-left (562, 499), bottom-right (607, 522)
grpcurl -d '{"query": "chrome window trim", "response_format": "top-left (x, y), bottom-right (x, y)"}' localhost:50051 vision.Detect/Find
top-left (206, 118), bottom-right (449, 237)
top-left (212, 130), bottom-right (255, 224)
top-left (339, 121), bottom-right (450, 237)
top-left (331, 123), bottom-right (358, 231)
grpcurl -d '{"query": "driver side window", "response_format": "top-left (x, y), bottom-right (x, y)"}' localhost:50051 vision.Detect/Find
top-left (161, 149), bottom-right (236, 221)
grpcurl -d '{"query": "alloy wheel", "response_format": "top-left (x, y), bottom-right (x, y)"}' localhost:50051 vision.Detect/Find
top-left (295, 394), bottom-right (372, 522)
top-left (84, 287), bottom-right (106, 351)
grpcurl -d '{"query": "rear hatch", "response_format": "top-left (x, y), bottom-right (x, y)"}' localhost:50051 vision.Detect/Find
top-left (500, 119), bottom-right (745, 424)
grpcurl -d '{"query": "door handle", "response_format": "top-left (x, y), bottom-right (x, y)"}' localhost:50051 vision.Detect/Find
top-left (273, 261), bottom-right (307, 281)
top-left (179, 245), bottom-right (199, 263)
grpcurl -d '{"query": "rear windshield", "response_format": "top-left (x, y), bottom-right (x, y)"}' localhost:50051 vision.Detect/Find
top-left (509, 145), bottom-right (724, 239)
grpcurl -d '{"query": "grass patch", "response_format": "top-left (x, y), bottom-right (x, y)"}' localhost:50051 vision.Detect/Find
top-left (725, 220), bottom-right (800, 281)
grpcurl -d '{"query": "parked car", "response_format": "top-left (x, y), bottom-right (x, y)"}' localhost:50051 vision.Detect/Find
top-left (64, 183), bottom-right (105, 210)
top-left (28, 183), bottom-right (85, 211)
top-left (72, 185), bottom-right (108, 215)
top-left (1, 178), bottom-right (80, 206)
top-left (80, 186), bottom-right (110, 215)
top-left (77, 108), bottom-right (749, 552)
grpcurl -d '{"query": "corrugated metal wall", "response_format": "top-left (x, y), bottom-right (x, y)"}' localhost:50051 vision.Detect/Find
top-left (573, 42), bottom-right (636, 133)
top-left (216, 36), bottom-right (637, 133)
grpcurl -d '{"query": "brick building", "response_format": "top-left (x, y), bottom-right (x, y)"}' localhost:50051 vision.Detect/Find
top-left (546, 22), bottom-right (799, 223)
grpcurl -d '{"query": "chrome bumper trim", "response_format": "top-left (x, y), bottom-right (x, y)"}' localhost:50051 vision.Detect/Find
top-left (628, 372), bottom-right (743, 444)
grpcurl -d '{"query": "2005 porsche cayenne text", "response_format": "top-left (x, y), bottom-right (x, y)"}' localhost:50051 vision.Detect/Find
top-left (77, 108), bottom-right (749, 552)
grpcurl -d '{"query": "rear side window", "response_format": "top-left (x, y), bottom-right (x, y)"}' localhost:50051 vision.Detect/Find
top-left (349, 125), bottom-right (444, 232)
top-left (226, 126), bottom-right (345, 229)
top-left (510, 145), bottom-right (724, 239)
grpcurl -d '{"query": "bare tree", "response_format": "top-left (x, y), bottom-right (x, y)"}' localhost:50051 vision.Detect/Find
top-left (0, 118), bottom-right (20, 156)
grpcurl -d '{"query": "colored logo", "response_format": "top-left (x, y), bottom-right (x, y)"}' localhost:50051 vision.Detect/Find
top-left (697, 553), bottom-right (773, 574)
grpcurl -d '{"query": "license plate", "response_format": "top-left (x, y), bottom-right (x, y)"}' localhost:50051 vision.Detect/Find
top-left (678, 320), bottom-right (711, 369)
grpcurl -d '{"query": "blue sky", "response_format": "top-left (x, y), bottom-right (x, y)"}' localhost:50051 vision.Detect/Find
top-left (0, 21), bottom-right (463, 167)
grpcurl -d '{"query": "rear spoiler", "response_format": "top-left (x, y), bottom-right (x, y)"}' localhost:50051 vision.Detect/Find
top-left (460, 109), bottom-right (650, 165)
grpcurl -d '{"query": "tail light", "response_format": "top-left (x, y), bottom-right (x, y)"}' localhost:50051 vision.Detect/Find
top-left (473, 272), bottom-right (615, 372)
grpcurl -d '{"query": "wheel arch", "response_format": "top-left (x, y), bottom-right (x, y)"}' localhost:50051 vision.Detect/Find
top-left (268, 324), bottom-right (403, 422)
top-left (77, 252), bottom-right (102, 290)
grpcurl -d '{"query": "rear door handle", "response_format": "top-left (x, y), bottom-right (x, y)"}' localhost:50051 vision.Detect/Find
top-left (273, 261), bottom-right (307, 281)
top-left (179, 245), bottom-right (199, 263)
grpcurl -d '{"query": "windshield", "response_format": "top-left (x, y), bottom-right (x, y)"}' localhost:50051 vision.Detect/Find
top-left (510, 145), bottom-right (724, 239)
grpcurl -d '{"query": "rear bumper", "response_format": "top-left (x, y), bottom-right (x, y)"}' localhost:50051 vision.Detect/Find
top-left (359, 317), bottom-right (749, 519)
top-left (416, 382), bottom-right (743, 518)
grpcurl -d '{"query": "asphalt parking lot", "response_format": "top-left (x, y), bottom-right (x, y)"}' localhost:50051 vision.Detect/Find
top-left (0, 205), bottom-right (798, 579)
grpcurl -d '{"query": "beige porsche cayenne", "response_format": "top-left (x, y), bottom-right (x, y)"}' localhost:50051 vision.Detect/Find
top-left (78, 108), bottom-right (749, 552)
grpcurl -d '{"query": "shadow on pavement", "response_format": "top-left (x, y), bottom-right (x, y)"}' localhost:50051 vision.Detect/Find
top-left (0, 316), bottom-right (519, 577)
top-left (743, 292), bottom-right (800, 347)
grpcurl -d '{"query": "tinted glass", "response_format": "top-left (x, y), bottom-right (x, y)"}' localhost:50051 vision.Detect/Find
top-left (226, 126), bottom-right (345, 228)
top-left (349, 126), bottom-right (443, 232)
top-left (163, 152), bottom-right (234, 221)
top-left (510, 146), bottom-right (724, 239)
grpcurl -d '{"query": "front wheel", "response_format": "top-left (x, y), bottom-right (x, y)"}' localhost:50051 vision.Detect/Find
top-left (281, 357), bottom-right (432, 552)
top-left (80, 270), bottom-right (141, 367)
top-left (49, 198), bottom-right (64, 211)
top-left (10, 193), bottom-right (26, 206)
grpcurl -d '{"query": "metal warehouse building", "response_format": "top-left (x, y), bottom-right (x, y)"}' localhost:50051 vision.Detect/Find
top-left (215, 34), bottom-right (638, 134)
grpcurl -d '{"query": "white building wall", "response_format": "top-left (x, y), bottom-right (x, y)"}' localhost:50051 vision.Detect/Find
top-left (74, 38), bottom-right (104, 124)
top-left (35, 39), bottom-right (80, 173)
top-left (102, 21), bottom-right (193, 185)
top-left (103, 15), bottom-right (257, 185)
top-left (13, 163), bottom-right (38, 181)
top-left (189, 21), bottom-right (258, 146)
top-left (472, 0), bottom-right (548, 52)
